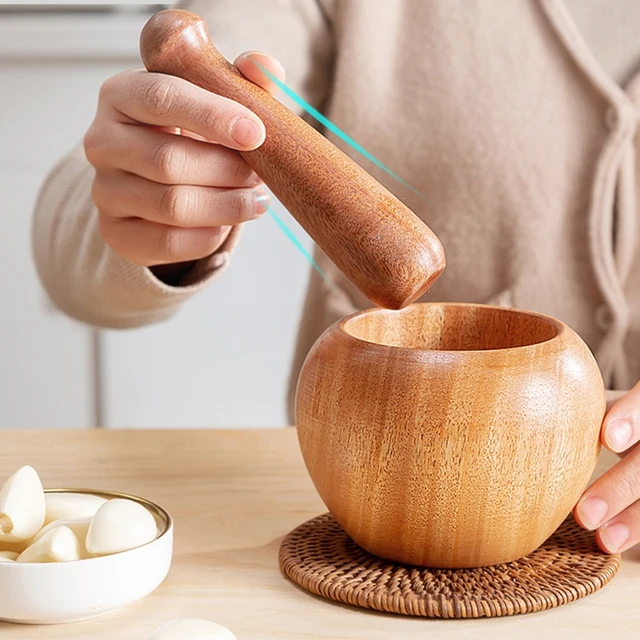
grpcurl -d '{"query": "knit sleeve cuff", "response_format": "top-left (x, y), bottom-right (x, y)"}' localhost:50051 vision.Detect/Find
top-left (33, 144), bottom-right (243, 329)
top-left (145, 224), bottom-right (242, 289)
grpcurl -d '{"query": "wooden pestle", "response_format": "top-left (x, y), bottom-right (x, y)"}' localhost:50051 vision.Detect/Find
top-left (139, 9), bottom-right (445, 310)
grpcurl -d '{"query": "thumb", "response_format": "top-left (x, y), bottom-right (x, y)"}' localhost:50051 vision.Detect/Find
top-left (234, 52), bottom-right (285, 96)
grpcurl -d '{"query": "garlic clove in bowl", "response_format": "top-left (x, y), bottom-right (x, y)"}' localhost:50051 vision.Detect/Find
top-left (0, 466), bottom-right (46, 543)
top-left (0, 552), bottom-right (17, 562)
top-left (17, 525), bottom-right (81, 563)
top-left (86, 498), bottom-right (157, 556)
top-left (43, 492), bottom-right (106, 526)
top-left (32, 517), bottom-right (92, 558)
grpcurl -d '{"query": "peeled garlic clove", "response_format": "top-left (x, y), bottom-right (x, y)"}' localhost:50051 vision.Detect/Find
top-left (32, 517), bottom-right (92, 558)
top-left (149, 619), bottom-right (237, 640)
top-left (86, 498), bottom-right (157, 556)
top-left (0, 551), bottom-right (18, 562)
top-left (0, 466), bottom-right (46, 542)
top-left (44, 493), bottom-right (107, 526)
top-left (17, 525), bottom-right (81, 563)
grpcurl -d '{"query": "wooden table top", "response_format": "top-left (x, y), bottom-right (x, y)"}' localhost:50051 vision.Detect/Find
top-left (0, 428), bottom-right (639, 639)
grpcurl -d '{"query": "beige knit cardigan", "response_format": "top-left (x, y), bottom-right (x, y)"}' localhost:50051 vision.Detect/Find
top-left (32, 0), bottom-right (640, 422)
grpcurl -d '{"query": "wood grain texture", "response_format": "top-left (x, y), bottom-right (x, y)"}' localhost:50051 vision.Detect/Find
top-left (139, 9), bottom-right (445, 310)
top-left (295, 303), bottom-right (607, 568)
top-left (0, 429), bottom-right (637, 639)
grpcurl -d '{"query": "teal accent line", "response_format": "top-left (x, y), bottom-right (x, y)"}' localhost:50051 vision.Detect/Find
top-left (268, 207), bottom-right (328, 282)
top-left (253, 61), bottom-right (424, 199)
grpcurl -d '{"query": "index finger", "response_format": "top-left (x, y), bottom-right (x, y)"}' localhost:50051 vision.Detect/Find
top-left (105, 69), bottom-right (265, 150)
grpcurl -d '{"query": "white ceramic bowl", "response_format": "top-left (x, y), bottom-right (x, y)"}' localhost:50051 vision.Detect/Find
top-left (0, 488), bottom-right (173, 625)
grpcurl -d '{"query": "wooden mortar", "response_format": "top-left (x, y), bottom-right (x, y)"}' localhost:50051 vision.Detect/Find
top-left (139, 9), bottom-right (445, 310)
top-left (295, 303), bottom-right (606, 568)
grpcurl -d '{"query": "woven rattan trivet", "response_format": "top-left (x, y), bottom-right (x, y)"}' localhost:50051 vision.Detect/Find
top-left (279, 513), bottom-right (620, 618)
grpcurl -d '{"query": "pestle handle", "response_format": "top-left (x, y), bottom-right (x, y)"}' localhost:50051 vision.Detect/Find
top-left (139, 9), bottom-right (445, 309)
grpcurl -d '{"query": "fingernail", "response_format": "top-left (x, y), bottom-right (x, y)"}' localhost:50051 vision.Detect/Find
top-left (231, 118), bottom-right (263, 147)
top-left (254, 187), bottom-right (270, 215)
top-left (577, 496), bottom-right (608, 529)
top-left (606, 419), bottom-right (633, 451)
top-left (600, 522), bottom-right (629, 553)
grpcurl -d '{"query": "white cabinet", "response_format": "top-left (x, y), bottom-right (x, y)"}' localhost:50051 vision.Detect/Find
top-left (0, 5), bottom-right (312, 429)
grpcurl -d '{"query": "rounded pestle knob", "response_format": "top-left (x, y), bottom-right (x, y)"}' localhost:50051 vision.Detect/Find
top-left (139, 10), bottom-right (446, 309)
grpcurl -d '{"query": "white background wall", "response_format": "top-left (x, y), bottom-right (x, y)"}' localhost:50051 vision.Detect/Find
top-left (0, 4), bottom-right (314, 429)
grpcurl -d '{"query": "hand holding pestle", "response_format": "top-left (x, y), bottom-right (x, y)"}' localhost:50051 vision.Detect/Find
top-left (139, 9), bottom-right (446, 310)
